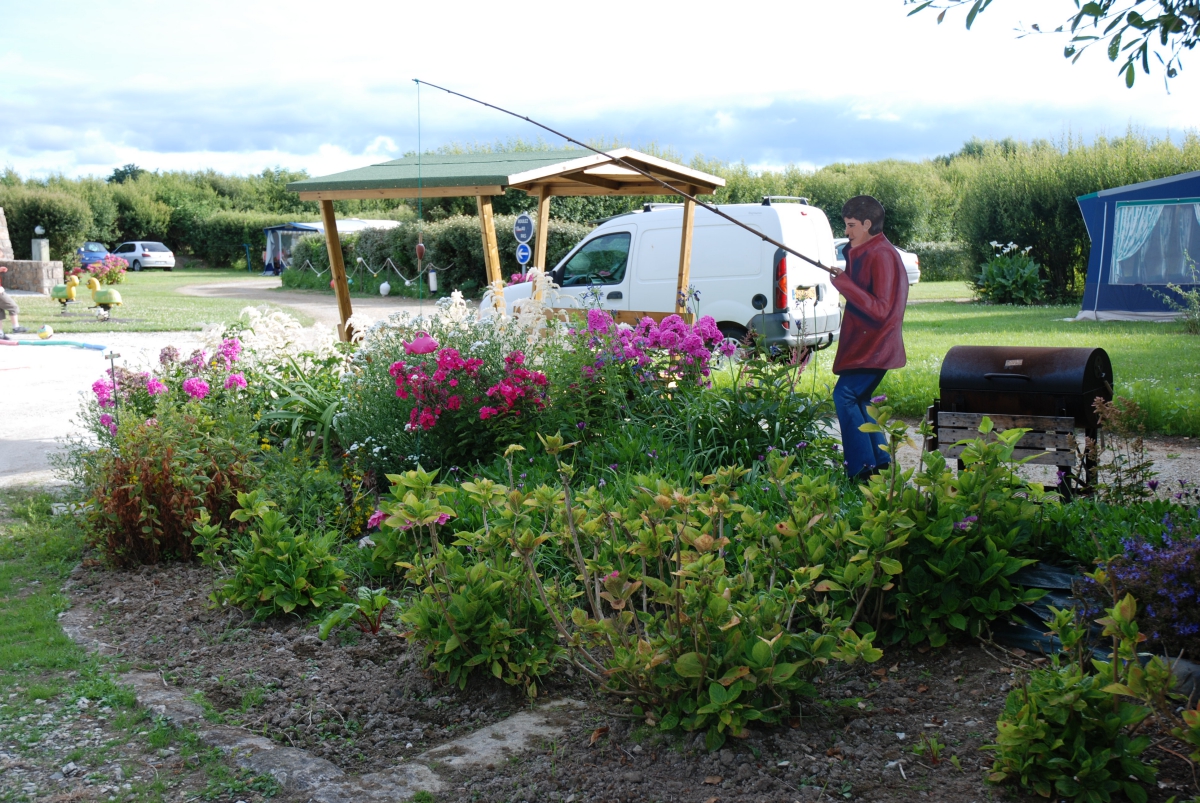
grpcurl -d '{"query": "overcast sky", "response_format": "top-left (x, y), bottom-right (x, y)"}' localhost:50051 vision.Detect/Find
top-left (2, 0), bottom-right (1197, 179)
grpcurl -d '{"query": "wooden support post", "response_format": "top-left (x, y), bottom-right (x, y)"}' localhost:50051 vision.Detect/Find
top-left (319, 199), bottom-right (354, 342)
top-left (675, 197), bottom-right (696, 314)
top-left (534, 186), bottom-right (552, 270)
top-left (477, 195), bottom-right (502, 286)
top-left (533, 186), bottom-right (553, 301)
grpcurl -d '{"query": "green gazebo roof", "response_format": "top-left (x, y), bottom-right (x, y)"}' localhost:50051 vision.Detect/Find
top-left (288, 150), bottom-right (590, 199)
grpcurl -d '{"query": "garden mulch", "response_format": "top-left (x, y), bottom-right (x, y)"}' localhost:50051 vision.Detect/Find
top-left (63, 559), bottom-right (1200, 803)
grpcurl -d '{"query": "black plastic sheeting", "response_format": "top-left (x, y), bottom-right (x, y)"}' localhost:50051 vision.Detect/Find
top-left (994, 563), bottom-right (1200, 700)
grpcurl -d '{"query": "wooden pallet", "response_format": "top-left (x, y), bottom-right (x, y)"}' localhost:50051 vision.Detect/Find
top-left (934, 411), bottom-right (1078, 467)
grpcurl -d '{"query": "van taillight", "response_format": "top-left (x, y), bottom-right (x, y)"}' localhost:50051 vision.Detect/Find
top-left (774, 254), bottom-right (788, 311)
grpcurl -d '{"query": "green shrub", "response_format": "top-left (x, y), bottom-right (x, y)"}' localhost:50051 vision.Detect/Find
top-left (972, 243), bottom-right (1047, 305)
top-left (213, 491), bottom-right (348, 619)
top-left (112, 183), bottom-right (172, 243)
top-left (185, 209), bottom-right (297, 267)
top-left (908, 241), bottom-right (972, 282)
top-left (0, 188), bottom-right (92, 260)
top-left (285, 215), bottom-right (593, 296)
top-left (986, 594), bottom-right (1171, 803)
top-left (80, 401), bottom-right (259, 567)
top-left (1036, 498), bottom-right (1199, 567)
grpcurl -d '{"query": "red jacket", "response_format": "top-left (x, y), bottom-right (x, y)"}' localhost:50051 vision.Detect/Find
top-left (830, 233), bottom-right (908, 374)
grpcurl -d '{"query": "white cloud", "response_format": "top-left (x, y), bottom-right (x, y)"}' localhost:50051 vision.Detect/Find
top-left (1, 0), bottom-right (1196, 179)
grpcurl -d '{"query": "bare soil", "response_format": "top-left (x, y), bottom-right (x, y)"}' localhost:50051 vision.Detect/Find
top-left (65, 559), bottom-right (1200, 803)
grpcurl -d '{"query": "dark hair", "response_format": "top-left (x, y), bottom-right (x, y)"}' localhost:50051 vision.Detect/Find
top-left (841, 195), bottom-right (885, 235)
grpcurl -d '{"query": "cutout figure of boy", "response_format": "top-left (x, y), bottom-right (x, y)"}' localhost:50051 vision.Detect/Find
top-left (827, 195), bottom-right (908, 481)
top-left (0, 265), bottom-right (29, 339)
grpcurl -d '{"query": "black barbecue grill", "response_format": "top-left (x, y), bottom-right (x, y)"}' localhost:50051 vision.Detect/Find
top-left (928, 346), bottom-right (1114, 490)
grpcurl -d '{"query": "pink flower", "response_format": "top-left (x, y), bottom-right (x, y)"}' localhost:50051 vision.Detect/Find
top-left (367, 510), bottom-right (387, 529)
top-left (182, 377), bottom-right (210, 401)
top-left (224, 373), bottom-right (247, 390)
top-left (586, 308), bottom-right (613, 335)
top-left (99, 413), bottom-right (116, 435)
top-left (435, 513), bottom-right (450, 525)
top-left (218, 338), bottom-right (242, 364)
top-left (92, 378), bottom-right (115, 408)
top-left (146, 377), bottom-right (168, 396)
top-left (404, 333), bottom-right (439, 355)
top-left (479, 406), bottom-right (498, 420)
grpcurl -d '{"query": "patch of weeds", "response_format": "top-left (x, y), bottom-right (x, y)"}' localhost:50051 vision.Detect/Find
top-left (23, 681), bottom-right (62, 702)
top-left (409, 792), bottom-right (437, 803)
top-left (240, 685), bottom-right (268, 712)
top-left (190, 690), bottom-right (228, 724)
top-left (201, 763), bottom-right (281, 800)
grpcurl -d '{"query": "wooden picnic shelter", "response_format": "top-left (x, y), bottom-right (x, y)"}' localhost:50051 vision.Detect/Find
top-left (287, 149), bottom-right (725, 340)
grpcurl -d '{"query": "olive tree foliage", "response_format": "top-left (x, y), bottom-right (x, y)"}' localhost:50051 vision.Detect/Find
top-left (905, 0), bottom-right (1199, 87)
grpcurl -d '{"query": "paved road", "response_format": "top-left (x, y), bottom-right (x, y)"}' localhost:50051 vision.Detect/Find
top-left (176, 278), bottom-right (446, 326)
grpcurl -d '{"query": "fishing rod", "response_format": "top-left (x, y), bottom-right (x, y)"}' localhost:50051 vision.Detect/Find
top-left (412, 79), bottom-right (839, 277)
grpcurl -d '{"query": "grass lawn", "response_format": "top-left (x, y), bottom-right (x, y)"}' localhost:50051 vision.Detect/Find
top-left (9, 267), bottom-right (313, 333)
top-left (907, 280), bottom-right (973, 302)
top-left (804, 301), bottom-right (1200, 436)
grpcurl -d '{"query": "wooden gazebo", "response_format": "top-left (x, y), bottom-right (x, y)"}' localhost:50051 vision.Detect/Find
top-left (287, 149), bottom-right (725, 340)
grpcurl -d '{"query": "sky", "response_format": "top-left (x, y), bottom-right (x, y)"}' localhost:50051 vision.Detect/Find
top-left (1, 0), bottom-right (1198, 180)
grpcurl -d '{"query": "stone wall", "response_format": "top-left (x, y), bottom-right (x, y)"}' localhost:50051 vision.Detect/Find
top-left (0, 260), bottom-right (64, 294)
top-left (0, 208), bottom-right (12, 261)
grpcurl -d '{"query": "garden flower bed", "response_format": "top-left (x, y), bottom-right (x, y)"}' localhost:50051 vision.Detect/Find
top-left (49, 296), bottom-right (1200, 803)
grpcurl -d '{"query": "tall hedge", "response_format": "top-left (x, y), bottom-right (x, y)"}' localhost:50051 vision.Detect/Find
top-left (186, 210), bottom-right (298, 268)
top-left (287, 215), bottom-right (593, 296)
top-left (0, 188), bottom-right (92, 260)
top-left (954, 133), bottom-right (1200, 300)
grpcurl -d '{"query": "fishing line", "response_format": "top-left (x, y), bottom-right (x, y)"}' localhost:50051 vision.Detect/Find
top-left (412, 79), bottom-right (837, 276)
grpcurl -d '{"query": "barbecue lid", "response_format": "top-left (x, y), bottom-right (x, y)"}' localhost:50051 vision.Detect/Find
top-left (939, 346), bottom-right (1114, 397)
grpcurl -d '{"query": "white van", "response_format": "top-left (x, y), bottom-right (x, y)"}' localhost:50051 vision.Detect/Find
top-left (481, 200), bottom-right (842, 351)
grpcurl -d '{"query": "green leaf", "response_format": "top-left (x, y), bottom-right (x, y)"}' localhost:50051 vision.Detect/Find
top-left (708, 682), bottom-right (729, 706)
top-left (444, 634), bottom-right (461, 654)
top-left (675, 652), bottom-right (705, 678)
top-left (878, 557), bottom-right (903, 576)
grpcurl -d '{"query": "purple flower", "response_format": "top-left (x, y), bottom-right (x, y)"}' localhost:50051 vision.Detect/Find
top-left (159, 346), bottom-right (179, 365)
top-left (648, 450), bottom-right (657, 460)
top-left (608, 463), bottom-right (619, 471)
top-left (182, 377), bottom-right (210, 401)
top-left (954, 515), bottom-right (979, 531)
top-left (224, 373), bottom-right (247, 390)
top-left (598, 479), bottom-right (607, 487)
top-left (367, 509), bottom-right (386, 529)
top-left (796, 441), bottom-right (809, 449)
top-left (218, 338), bottom-right (242, 364)
top-left (577, 421), bottom-right (587, 430)
top-left (718, 341), bottom-right (738, 357)
top-left (99, 412), bottom-right (116, 435)
top-left (1147, 480), bottom-right (1159, 492)
top-left (870, 395), bottom-right (887, 404)
top-left (146, 377), bottom-right (168, 396)
top-left (92, 378), bottom-right (115, 408)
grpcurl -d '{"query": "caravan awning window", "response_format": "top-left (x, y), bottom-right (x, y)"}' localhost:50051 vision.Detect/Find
top-left (1111, 199), bottom-right (1200, 285)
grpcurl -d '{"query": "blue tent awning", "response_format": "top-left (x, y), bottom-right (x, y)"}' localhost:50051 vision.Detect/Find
top-left (1077, 170), bottom-right (1200, 321)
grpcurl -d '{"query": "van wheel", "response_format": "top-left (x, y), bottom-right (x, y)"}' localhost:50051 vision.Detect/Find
top-left (716, 324), bottom-right (750, 362)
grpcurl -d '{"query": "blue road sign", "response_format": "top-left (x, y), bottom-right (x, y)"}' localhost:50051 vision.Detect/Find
top-left (515, 242), bottom-right (532, 265)
top-left (513, 213), bottom-right (535, 244)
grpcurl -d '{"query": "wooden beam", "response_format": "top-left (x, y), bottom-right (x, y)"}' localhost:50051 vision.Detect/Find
top-left (298, 185), bottom-right (506, 201)
top-left (534, 186), bottom-right (552, 270)
top-left (477, 195), bottom-right (502, 286)
top-left (319, 199), bottom-right (354, 342)
top-left (559, 170), bottom-right (624, 192)
top-left (675, 197), bottom-right (696, 315)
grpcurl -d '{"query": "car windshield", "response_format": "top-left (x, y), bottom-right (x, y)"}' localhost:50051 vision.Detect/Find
top-left (82, 242), bottom-right (106, 253)
top-left (144, 243), bottom-right (171, 252)
top-left (558, 233), bottom-right (631, 286)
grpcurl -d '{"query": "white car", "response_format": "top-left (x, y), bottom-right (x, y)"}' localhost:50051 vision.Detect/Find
top-left (833, 237), bottom-right (920, 285)
top-left (111, 241), bottom-right (175, 272)
top-left (483, 200), bottom-right (843, 352)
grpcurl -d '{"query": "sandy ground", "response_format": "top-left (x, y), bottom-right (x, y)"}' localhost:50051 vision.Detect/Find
top-left (176, 277), bottom-right (444, 327)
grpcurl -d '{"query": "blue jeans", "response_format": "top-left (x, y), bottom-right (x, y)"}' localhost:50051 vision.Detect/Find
top-left (834, 369), bottom-right (889, 479)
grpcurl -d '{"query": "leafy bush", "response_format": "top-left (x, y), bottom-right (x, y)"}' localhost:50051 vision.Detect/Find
top-left (1037, 497), bottom-right (1200, 567)
top-left (255, 443), bottom-right (374, 542)
top-left (973, 242), bottom-right (1046, 305)
top-left (213, 491), bottom-right (348, 619)
top-left (286, 215), bottom-right (593, 297)
top-left (908, 241), bottom-right (972, 282)
top-left (80, 401), bottom-right (259, 567)
top-left (986, 593), bottom-right (1172, 803)
top-left (0, 188), bottom-right (92, 260)
top-left (112, 183), bottom-right (171, 243)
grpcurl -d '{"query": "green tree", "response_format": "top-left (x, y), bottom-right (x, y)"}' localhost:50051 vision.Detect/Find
top-left (905, 0), bottom-right (1200, 87)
